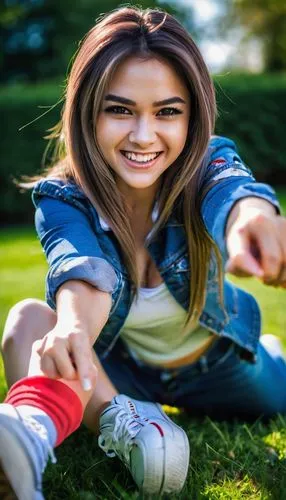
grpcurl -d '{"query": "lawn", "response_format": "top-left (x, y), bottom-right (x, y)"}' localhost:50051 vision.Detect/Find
top-left (0, 191), bottom-right (285, 499)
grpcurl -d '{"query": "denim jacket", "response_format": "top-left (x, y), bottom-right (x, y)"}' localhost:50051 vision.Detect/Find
top-left (32, 136), bottom-right (280, 361)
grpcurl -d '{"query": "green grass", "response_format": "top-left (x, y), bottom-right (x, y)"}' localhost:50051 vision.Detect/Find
top-left (0, 191), bottom-right (286, 499)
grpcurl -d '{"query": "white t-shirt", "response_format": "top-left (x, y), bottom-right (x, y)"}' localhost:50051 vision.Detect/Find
top-left (120, 282), bottom-right (212, 366)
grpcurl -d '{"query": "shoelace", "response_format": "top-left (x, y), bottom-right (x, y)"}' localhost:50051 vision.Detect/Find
top-left (98, 408), bottom-right (144, 464)
top-left (15, 410), bottom-right (57, 473)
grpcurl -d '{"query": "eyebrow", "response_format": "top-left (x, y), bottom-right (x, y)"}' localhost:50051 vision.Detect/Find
top-left (104, 94), bottom-right (186, 106)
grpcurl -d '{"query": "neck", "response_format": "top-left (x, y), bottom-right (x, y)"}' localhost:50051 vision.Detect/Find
top-left (117, 180), bottom-right (159, 222)
top-left (116, 181), bottom-right (160, 243)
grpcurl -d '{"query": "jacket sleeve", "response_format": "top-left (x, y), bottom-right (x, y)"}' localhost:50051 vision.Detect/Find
top-left (200, 136), bottom-right (281, 264)
top-left (34, 195), bottom-right (118, 310)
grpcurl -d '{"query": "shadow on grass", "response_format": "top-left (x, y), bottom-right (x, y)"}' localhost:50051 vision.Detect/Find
top-left (41, 411), bottom-right (286, 500)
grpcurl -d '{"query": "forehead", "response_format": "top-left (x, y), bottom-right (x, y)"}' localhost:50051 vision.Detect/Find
top-left (105, 56), bottom-right (189, 102)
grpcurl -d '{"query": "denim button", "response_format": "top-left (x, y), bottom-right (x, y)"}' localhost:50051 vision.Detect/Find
top-left (167, 380), bottom-right (178, 391)
top-left (199, 356), bottom-right (209, 374)
top-left (160, 371), bottom-right (172, 382)
top-left (160, 371), bottom-right (178, 391)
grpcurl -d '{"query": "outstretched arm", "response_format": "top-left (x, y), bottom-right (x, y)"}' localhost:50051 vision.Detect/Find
top-left (201, 136), bottom-right (281, 274)
top-left (35, 280), bottom-right (112, 390)
top-left (33, 190), bottom-right (117, 390)
top-left (225, 196), bottom-right (286, 287)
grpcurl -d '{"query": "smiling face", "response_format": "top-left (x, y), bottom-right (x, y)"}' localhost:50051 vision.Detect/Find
top-left (96, 56), bottom-right (190, 200)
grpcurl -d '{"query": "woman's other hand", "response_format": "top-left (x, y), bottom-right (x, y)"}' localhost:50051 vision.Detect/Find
top-left (225, 198), bottom-right (286, 287)
top-left (32, 280), bottom-right (112, 390)
top-left (34, 325), bottom-right (97, 391)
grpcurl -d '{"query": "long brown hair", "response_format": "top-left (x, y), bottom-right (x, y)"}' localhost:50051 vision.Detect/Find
top-left (28, 6), bottom-right (223, 326)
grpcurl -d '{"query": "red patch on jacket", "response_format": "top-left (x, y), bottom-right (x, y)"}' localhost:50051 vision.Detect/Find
top-left (210, 157), bottom-right (227, 166)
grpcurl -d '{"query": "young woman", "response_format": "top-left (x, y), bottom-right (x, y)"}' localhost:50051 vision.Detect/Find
top-left (1, 6), bottom-right (286, 499)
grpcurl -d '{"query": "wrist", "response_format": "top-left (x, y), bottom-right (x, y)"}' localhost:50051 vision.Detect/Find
top-left (55, 280), bottom-right (111, 345)
top-left (235, 197), bottom-right (277, 214)
top-left (226, 197), bottom-right (277, 236)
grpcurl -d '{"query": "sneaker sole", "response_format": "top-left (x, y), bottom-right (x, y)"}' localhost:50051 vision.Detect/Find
top-left (132, 404), bottom-right (190, 495)
top-left (0, 425), bottom-right (41, 500)
top-left (159, 406), bottom-right (190, 494)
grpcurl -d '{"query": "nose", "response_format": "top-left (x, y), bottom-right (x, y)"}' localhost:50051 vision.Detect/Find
top-left (129, 116), bottom-right (157, 148)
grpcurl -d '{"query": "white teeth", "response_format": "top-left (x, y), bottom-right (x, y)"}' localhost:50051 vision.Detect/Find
top-left (123, 151), bottom-right (160, 163)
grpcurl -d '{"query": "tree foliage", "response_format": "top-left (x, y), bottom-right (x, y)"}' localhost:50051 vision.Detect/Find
top-left (1, 0), bottom-right (193, 83)
top-left (226, 0), bottom-right (286, 71)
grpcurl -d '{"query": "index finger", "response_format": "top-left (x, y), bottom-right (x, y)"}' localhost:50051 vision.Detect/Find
top-left (226, 227), bottom-right (263, 277)
top-left (249, 223), bottom-right (282, 281)
top-left (69, 332), bottom-right (97, 391)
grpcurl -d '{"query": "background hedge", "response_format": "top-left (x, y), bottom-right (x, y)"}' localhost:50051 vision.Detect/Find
top-left (1, 73), bottom-right (286, 224)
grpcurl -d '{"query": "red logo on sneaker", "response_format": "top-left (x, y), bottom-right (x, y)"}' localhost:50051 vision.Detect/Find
top-left (150, 422), bottom-right (164, 437)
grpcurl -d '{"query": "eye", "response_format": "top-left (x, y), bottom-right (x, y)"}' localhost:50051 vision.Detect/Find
top-left (157, 107), bottom-right (182, 116)
top-left (104, 105), bottom-right (131, 115)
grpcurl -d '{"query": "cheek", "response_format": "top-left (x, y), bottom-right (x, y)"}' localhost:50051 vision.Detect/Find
top-left (96, 118), bottom-right (114, 153)
top-left (169, 123), bottom-right (188, 155)
top-left (96, 117), bottom-right (129, 148)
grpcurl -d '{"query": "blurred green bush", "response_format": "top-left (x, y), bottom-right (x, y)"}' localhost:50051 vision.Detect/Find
top-left (1, 73), bottom-right (286, 224)
top-left (215, 73), bottom-right (286, 186)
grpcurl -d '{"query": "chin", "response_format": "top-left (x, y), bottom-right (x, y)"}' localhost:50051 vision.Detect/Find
top-left (120, 174), bottom-right (159, 189)
top-left (127, 181), bottom-right (156, 189)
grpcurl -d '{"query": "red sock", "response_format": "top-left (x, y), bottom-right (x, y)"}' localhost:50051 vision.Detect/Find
top-left (5, 376), bottom-right (83, 446)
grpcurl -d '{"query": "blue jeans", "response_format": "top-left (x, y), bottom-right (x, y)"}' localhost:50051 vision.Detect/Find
top-left (100, 336), bottom-right (286, 419)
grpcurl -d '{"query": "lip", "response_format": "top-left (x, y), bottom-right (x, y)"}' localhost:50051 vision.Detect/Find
top-left (119, 151), bottom-right (163, 170)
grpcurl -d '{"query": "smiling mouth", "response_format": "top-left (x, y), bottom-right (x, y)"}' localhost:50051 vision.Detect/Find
top-left (120, 150), bottom-right (162, 164)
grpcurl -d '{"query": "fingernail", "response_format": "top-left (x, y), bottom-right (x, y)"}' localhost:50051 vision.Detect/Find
top-left (256, 270), bottom-right (264, 278)
top-left (251, 266), bottom-right (263, 277)
top-left (82, 377), bottom-right (92, 391)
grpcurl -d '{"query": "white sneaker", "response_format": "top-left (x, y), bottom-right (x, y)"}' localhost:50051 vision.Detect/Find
top-left (0, 404), bottom-right (56, 500)
top-left (98, 394), bottom-right (190, 495)
top-left (260, 334), bottom-right (284, 356)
